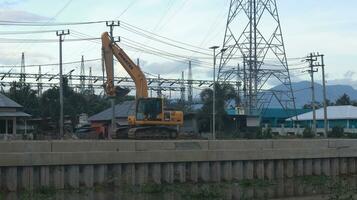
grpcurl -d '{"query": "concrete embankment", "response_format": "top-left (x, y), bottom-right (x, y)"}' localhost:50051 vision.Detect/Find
top-left (0, 139), bottom-right (356, 191)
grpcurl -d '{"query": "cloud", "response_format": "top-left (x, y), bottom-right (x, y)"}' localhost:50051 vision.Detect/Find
top-left (0, 0), bottom-right (26, 7)
top-left (0, 9), bottom-right (48, 21)
top-left (0, 50), bottom-right (54, 67)
top-left (328, 78), bottom-right (357, 89)
top-left (344, 70), bottom-right (356, 79)
top-left (141, 60), bottom-right (190, 77)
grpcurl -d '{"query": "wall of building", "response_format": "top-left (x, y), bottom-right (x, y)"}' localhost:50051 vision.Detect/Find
top-left (0, 139), bottom-right (357, 191)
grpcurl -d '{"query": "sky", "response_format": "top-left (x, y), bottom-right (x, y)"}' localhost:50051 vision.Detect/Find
top-left (0, 0), bottom-right (357, 96)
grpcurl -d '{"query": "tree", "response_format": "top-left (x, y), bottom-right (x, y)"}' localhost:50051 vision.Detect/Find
top-left (302, 99), bottom-right (333, 109)
top-left (197, 83), bottom-right (236, 132)
top-left (5, 82), bottom-right (39, 116)
top-left (335, 93), bottom-right (351, 105)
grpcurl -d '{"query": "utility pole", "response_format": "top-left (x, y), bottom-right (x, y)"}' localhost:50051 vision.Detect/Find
top-left (180, 71), bottom-right (185, 105)
top-left (157, 74), bottom-right (162, 97)
top-left (321, 54), bottom-right (328, 137)
top-left (89, 67), bottom-right (93, 94)
top-left (37, 65), bottom-right (43, 96)
top-left (243, 55), bottom-right (247, 113)
top-left (188, 60), bottom-right (193, 107)
top-left (106, 21), bottom-right (120, 139)
top-left (306, 53), bottom-right (327, 137)
top-left (20, 52), bottom-right (25, 83)
top-left (80, 55), bottom-right (85, 93)
top-left (56, 29), bottom-right (70, 139)
top-left (210, 46), bottom-right (219, 140)
top-left (306, 53), bottom-right (318, 136)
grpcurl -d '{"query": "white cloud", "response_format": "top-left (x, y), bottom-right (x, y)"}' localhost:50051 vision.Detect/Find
top-left (0, 0), bottom-right (27, 7)
top-left (0, 9), bottom-right (48, 21)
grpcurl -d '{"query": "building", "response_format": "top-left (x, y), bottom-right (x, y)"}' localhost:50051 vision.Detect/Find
top-left (286, 105), bottom-right (357, 129)
top-left (0, 93), bottom-right (31, 138)
top-left (88, 101), bottom-right (136, 136)
top-left (261, 108), bottom-right (311, 127)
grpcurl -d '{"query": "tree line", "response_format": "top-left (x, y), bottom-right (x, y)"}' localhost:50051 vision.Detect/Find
top-left (303, 93), bottom-right (355, 109)
top-left (1, 78), bottom-right (133, 130)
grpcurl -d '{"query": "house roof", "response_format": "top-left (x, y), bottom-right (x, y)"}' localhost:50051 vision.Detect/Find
top-left (88, 101), bottom-right (135, 121)
top-left (0, 94), bottom-right (22, 108)
top-left (0, 111), bottom-right (31, 117)
top-left (262, 108), bottom-right (310, 119)
top-left (287, 105), bottom-right (357, 121)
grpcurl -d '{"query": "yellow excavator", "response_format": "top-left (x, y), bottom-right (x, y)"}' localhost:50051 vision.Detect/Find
top-left (101, 32), bottom-right (184, 139)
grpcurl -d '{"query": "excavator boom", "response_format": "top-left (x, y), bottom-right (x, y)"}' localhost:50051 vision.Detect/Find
top-left (101, 32), bottom-right (148, 98)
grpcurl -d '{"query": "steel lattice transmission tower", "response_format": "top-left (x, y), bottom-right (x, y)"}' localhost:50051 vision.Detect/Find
top-left (218, 0), bottom-right (296, 115)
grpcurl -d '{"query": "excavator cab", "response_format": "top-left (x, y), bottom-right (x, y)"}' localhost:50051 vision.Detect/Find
top-left (136, 98), bottom-right (162, 121)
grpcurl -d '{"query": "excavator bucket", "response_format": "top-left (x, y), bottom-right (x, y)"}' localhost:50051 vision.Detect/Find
top-left (115, 86), bottom-right (130, 97)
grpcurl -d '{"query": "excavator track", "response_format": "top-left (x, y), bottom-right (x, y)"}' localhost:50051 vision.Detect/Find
top-left (128, 126), bottom-right (178, 140)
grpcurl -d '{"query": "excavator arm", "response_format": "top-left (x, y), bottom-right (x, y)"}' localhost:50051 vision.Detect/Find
top-left (101, 32), bottom-right (148, 98)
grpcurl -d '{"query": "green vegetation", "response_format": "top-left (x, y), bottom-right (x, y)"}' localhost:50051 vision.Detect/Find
top-left (1, 79), bottom-right (134, 134)
top-left (328, 179), bottom-right (356, 200)
top-left (197, 83), bottom-right (236, 134)
top-left (239, 179), bottom-right (275, 188)
top-left (183, 184), bottom-right (225, 200)
top-left (298, 175), bottom-right (331, 186)
top-left (18, 187), bottom-right (57, 200)
top-left (2, 176), bottom-right (357, 200)
top-left (329, 126), bottom-right (345, 138)
top-left (303, 127), bottom-right (315, 138)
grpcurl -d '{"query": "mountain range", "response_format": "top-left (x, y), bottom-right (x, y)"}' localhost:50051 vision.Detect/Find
top-left (269, 81), bottom-right (357, 108)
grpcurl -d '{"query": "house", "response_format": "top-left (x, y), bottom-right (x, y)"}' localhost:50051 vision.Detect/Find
top-left (0, 94), bottom-right (31, 138)
top-left (286, 105), bottom-right (357, 129)
top-left (88, 101), bottom-right (136, 136)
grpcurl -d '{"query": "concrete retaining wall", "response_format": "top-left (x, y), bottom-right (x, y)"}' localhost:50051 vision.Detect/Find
top-left (0, 139), bottom-right (356, 191)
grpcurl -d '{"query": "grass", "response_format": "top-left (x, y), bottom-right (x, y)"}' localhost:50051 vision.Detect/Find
top-left (238, 179), bottom-right (275, 188)
top-left (182, 184), bottom-right (225, 200)
top-left (18, 187), bottom-right (57, 200)
top-left (297, 175), bottom-right (331, 186)
top-left (2, 175), bottom-right (357, 200)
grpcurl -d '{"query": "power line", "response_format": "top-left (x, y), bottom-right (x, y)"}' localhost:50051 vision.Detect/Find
top-left (0, 58), bottom-right (101, 68)
top-left (120, 21), bottom-right (211, 52)
top-left (0, 37), bottom-right (101, 43)
top-left (0, 20), bottom-right (107, 26)
top-left (0, 30), bottom-right (62, 35)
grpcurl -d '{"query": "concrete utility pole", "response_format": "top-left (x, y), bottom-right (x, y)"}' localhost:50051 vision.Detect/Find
top-left (180, 71), bottom-right (185, 105)
top-left (321, 54), bottom-right (328, 137)
top-left (210, 46), bottom-right (219, 140)
top-left (307, 53), bottom-right (318, 136)
top-left (188, 60), bottom-right (193, 107)
top-left (106, 21), bottom-right (120, 139)
top-left (37, 65), bottom-right (42, 96)
top-left (306, 53), bottom-right (327, 137)
top-left (20, 52), bottom-right (25, 83)
top-left (56, 29), bottom-right (70, 138)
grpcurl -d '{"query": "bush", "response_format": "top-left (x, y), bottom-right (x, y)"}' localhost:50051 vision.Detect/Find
top-left (303, 127), bottom-right (314, 138)
top-left (328, 126), bottom-right (344, 138)
top-left (345, 132), bottom-right (357, 139)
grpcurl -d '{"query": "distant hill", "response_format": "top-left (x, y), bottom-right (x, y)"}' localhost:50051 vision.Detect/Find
top-left (269, 81), bottom-right (357, 108)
